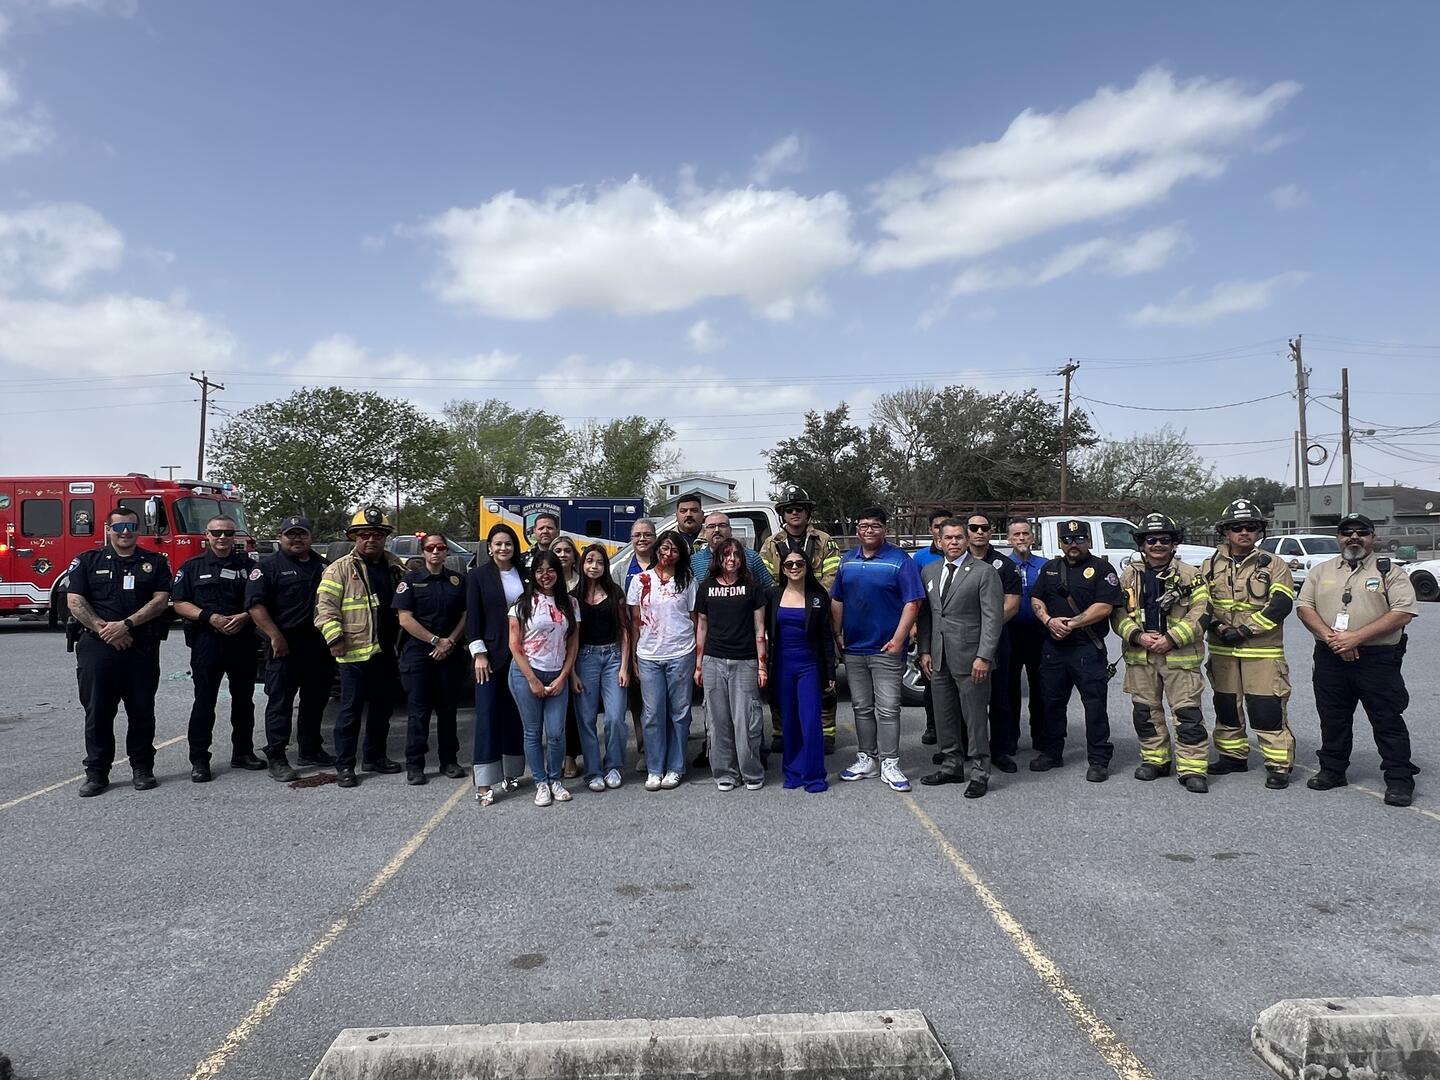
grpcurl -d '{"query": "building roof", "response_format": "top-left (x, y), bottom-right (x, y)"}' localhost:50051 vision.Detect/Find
top-left (1363, 485), bottom-right (1440, 517)
top-left (662, 472), bottom-right (737, 487)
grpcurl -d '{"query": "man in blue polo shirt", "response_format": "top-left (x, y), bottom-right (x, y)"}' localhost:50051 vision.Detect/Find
top-left (831, 505), bottom-right (925, 791)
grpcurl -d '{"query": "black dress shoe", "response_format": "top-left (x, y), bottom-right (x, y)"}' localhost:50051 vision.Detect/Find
top-left (297, 748), bottom-right (336, 767)
top-left (78, 775), bottom-right (108, 798)
top-left (131, 769), bottom-right (157, 791)
top-left (407, 769), bottom-right (427, 786)
top-left (1265, 770), bottom-right (1290, 790)
top-left (992, 755), bottom-right (1018, 774)
top-left (362, 758), bottom-right (402, 774)
top-left (1085, 765), bottom-right (1108, 783)
top-left (1029, 755), bottom-right (1063, 772)
top-left (1210, 755), bottom-right (1250, 774)
top-left (921, 727), bottom-right (937, 745)
top-left (1306, 770), bottom-right (1347, 791)
top-left (336, 767), bottom-right (358, 788)
top-left (920, 770), bottom-right (965, 786)
top-left (440, 762), bottom-right (467, 779)
top-left (1181, 774), bottom-right (1209, 794)
top-left (932, 752), bottom-right (945, 765)
top-left (230, 752), bottom-right (267, 771)
top-left (963, 779), bottom-right (988, 799)
top-left (1384, 785), bottom-right (1414, 807)
top-left (191, 764), bottom-right (213, 783)
top-left (267, 755), bottom-right (300, 783)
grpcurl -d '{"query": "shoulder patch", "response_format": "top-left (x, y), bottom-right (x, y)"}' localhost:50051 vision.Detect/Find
top-left (449, 575), bottom-right (460, 586)
top-left (174, 570), bottom-right (184, 582)
top-left (993, 558), bottom-right (1004, 569)
top-left (249, 567), bottom-right (262, 581)
top-left (1105, 572), bottom-right (1120, 586)
top-left (69, 556), bottom-right (82, 571)
top-left (1083, 566), bottom-right (1095, 579)
top-left (396, 581), bottom-right (409, 593)
top-left (141, 562), bottom-right (153, 574)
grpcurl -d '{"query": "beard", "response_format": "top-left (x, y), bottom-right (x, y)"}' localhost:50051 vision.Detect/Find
top-left (1343, 543), bottom-right (1365, 563)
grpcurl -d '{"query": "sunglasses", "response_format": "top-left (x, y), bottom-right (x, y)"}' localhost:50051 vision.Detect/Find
top-left (966, 523), bottom-right (991, 532)
top-left (782, 560), bottom-right (806, 570)
top-left (109, 521), bottom-right (139, 533)
top-left (1339, 528), bottom-right (1372, 538)
top-left (422, 544), bottom-right (448, 552)
top-left (1142, 535), bottom-right (1173, 546)
top-left (208, 529), bottom-right (236, 538)
top-left (1059, 534), bottom-right (1087, 544)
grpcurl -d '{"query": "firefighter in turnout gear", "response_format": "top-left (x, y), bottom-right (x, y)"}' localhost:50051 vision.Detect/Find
top-left (1198, 498), bottom-right (1296, 787)
top-left (1113, 513), bottom-right (1211, 793)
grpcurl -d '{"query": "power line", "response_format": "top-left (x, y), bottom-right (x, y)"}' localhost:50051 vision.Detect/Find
top-left (1075, 390), bottom-right (1292, 412)
top-left (0, 397), bottom-right (196, 417)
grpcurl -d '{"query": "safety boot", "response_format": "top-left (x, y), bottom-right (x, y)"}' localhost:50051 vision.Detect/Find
top-left (1133, 762), bottom-right (1172, 781)
top-left (267, 753), bottom-right (300, 783)
top-left (131, 768), bottom-right (157, 791)
top-left (1210, 755), bottom-right (1249, 774)
top-left (1181, 775), bottom-right (1209, 794)
top-left (1305, 770), bottom-right (1347, 791)
top-left (1264, 770), bottom-right (1290, 790)
top-left (78, 774), bottom-right (108, 798)
top-left (1384, 785), bottom-right (1414, 808)
top-left (336, 767), bottom-right (358, 788)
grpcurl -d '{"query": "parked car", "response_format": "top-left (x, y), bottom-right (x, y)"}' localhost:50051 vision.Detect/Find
top-left (1405, 559), bottom-right (1440, 602)
top-left (1379, 525), bottom-right (1436, 554)
top-left (1258, 534), bottom-right (1341, 585)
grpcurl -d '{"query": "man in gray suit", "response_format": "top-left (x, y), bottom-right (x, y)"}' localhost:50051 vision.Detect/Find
top-left (917, 518), bottom-right (1004, 797)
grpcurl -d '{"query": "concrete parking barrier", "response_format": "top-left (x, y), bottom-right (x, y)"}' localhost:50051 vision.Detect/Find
top-left (309, 1009), bottom-right (953, 1080)
top-left (1252, 995), bottom-right (1440, 1079)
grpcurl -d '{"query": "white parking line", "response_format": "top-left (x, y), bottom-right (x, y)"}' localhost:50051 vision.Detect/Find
top-left (0, 733), bottom-right (188, 811)
top-left (1291, 763), bottom-right (1440, 824)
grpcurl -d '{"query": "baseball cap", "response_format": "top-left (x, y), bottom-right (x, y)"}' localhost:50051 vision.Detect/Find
top-left (1336, 512), bottom-right (1375, 532)
top-left (279, 516), bottom-right (313, 535)
top-left (1059, 519), bottom-right (1092, 542)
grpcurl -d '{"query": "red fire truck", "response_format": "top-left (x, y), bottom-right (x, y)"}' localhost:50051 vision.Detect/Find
top-left (0, 473), bottom-right (253, 626)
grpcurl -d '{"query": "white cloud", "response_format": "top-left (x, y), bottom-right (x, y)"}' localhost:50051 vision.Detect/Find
top-left (0, 68), bottom-right (53, 158)
top-left (0, 202), bottom-right (124, 292)
top-left (947, 224), bottom-right (1189, 296)
top-left (421, 175), bottom-right (857, 319)
top-left (272, 332), bottom-right (518, 385)
top-left (751, 134), bottom-right (806, 184)
top-left (686, 318), bottom-right (724, 353)
top-left (533, 354), bottom-right (816, 416)
top-left (1129, 271), bottom-right (1308, 326)
top-left (866, 67), bottom-right (1300, 272)
top-left (0, 292), bottom-right (236, 374)
top-left (1269, 183), bottom-right (1307, 210)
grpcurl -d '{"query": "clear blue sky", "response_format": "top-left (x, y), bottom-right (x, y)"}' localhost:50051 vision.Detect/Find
top-left (2, 1), bottom-right (1438, 494)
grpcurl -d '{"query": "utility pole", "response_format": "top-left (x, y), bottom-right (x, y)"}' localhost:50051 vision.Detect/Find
top-left (1058, 360), bottom-right (1080, 508)
top-left (1339, 366), bottom-right (1351, 520)
top-left (1289, 336), bottom-right (1310, 529)
top-left (189, 371), bottom-right (224, 480)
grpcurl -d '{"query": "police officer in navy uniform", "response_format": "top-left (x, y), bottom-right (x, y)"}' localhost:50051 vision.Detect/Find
top-left (392, 531), bottom-right (468, 785)
top-left (1296, 512), bottom-right (1421, 807)
top-left (245, 515), bottom-right (335, 782)
top-left (65, 505), bottom-right (173, 797)
top-left (1030, 519), bottom-right (1123, 782)
top-left (171, 514), bottom-right (266, 782)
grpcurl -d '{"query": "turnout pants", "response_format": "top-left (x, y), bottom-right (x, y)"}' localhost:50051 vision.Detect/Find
top-left (187, 631), bottom-right (257, 764)
top-left (262, 628), bottom-right (334, 759)
top-left (334, 651), bottom-right (397, 769)
top-left (1312, 644), bottom-right (1417, 787)
top-left (77, 633), bottom-right (160, 777)
top-left (401, 658), bottom-right (461, 770)
top-left (1036, 642), bottom-right (1113, 766)
top-left (1206, 653), bottom-right (1293, 772)
top-left (1124, 658), bottom-right (1208, 777)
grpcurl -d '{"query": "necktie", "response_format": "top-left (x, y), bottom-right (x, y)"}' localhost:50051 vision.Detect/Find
top-left (941, 561), bottom-right (957, 605)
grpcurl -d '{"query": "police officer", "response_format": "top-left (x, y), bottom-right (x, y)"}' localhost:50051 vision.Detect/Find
top-left (1030, 519), bottom-right (1122, 782)
top-left (171, 514), bottom-right (265, 782)
top-left (392, 531), bottom-right (468, 785)
top-left (65, 505), bottom-right (173, 797)
top-left (1112, 513), bottom-right (1211, 793)
top-left (1295, 512), bottom-right (1420, 807)
top-left (1199, 498), bottom-right (1296, 788)
top-left (246, 515), bottom-right (335, 782)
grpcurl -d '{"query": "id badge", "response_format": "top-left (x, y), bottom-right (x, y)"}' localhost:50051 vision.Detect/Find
top-left (1332, 611), bottom-right (1349, 632)
top-left (122, 574), bottom-right (136, 591)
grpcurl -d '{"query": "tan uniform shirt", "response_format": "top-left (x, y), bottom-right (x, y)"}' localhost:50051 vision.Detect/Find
top-left (1296, 551), bottom-right (1419, 645)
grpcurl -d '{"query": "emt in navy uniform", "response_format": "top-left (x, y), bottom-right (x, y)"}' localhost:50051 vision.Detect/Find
top-left (171, 514), bottom-right (266, 782)
top-left (245, 515), bottom-right (335, 782)
top-left (392, 532), bottom-right (468, 785)
top-left (65, 505), bottom-right (173, 797)
top-left (1030, 519), bottom-right (1123, 782)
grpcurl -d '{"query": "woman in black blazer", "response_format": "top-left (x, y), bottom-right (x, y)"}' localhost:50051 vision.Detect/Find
top-left (466, 523), bottom-right (527, 805)
top-left (765, 554), bottom-right (837, 792)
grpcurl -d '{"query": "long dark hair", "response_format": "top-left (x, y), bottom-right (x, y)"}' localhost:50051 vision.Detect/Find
top-left (778, 549), bottom-right (825, 599)
top-left (579, 542), bottom-right (624, 622)
top-left (707, 537), bottom-right (751, 585)
top-left (515, 549), bottom-right (576, 632)
top-left (654, 530), bottom-right (693, 591)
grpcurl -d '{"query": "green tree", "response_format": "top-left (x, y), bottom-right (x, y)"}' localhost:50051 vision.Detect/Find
top-left (566, 416), bottom-right (680, 499)
top-left (1072, 425), bottom-right (1216, 520)
top-left (766, 404), bottom-right (888, 530)
top-left (209, 387), bottom-right (448, 537)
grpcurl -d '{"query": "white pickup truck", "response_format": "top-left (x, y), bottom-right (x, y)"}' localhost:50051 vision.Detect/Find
top-left (996, 515), bottom-right (1216, 568)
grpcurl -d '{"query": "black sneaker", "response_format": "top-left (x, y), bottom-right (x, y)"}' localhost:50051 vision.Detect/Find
top-left (1210, 755), bottom-right (1250, 774)
top-left (78, 775), bottom-right (108, 798)
top-left (1085, 765), bottom-right (1108, 783)
top-left (1306, 770), bottom-right (1347, 791)
top-left (1134, 762), bottom-right (1171, 781)
top-left (1265, 770), bottom-right (1290, 790)
top-left (230, 751), bottom-right (267, 771)
top-left (1181, 774), bottom-right (1209, 794)
top-left (361, 758), bottom-right (402, 774)
top-left (131, 769), bottom-right (157, 791)
top-left (267, 754), bottom-right (300, 783)
top-left (920, 727), bottom-right (937, 746)
top-left (407, 768), bottom-right (427, 786)
top-left (440, 762), bottom-right (467, 779)
top-left (992, 755), bottom-right (1018, 774)
top-left (297, 748), bottom-right (336, 767)
top-left (336, 767), bottom-right (358, 788)
top-left (190, 763), bottom-right (213, 784)
top-left (1029, 755), bottom-right (1063, 772)
top-left (1384, 785), bottom-right (1414, 808)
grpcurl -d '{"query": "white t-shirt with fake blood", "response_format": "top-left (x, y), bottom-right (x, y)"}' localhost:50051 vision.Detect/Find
top-left (626, 569), bottom-right (698, 661)
top-left (508, 593), bottom-right (580, 672)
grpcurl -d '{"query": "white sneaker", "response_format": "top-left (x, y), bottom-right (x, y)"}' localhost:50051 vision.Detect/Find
top-left (604, 769), bottom-right (622, 789)
top-left (660, 771), bottom-right (681, 789)
top-left (840, 753), bottom-right (879, 781)
top-left (744, 780), bottom-right (764, 791)
top-left (645, 773), bottom-right (662, 791)
top-left (716, 778), bottom-right (736, 792)
top-left (587, 776), bottom-right (606, 792)
top-left (533, 783), bottom-right (552, 807)
top-left (551, 780), bottom-right (572, 802)
top-left (880, 757), bottom-right (912, 792)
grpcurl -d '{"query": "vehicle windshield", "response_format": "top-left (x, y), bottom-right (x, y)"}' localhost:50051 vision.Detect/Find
top-left (173, 496), bottom-right (250, 535)
top-left (1302, 537), bottom-right (1341, 554)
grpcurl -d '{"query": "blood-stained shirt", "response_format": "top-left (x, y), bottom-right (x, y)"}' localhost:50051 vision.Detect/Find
top-left (508, 592), bottom-right (580, 672)
top-left (625, 569), bottom-right (698, 661)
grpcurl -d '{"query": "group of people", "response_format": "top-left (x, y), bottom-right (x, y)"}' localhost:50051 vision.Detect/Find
top-left (63, 489), bottom-right (1421, 810)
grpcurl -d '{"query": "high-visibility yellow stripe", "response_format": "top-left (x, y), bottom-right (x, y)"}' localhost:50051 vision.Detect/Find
top-left (1211, 598), bottom-right (1261, 612)
top-left (1208, 644), bottom-right (1285, 659)
top-left (1165, 655), bottom-right (1202, 669)
top-left (1252, 613), bottom-right (1277, 631)
top-left (1271, 582), bottom-right (1296, 598)
top-left (317, 579), bottom-right (343, 596)
top-left (337, 643), bottom-right (379, 663)
top-left (1118, 617), bottom-right (1142, 641)
top-left (1140, 748), bottom-right (1170, 764)
top-left (1169, 622), bottom-right (1194, 646)
top-left (340, 598), bottom-right (371, 611)
top-left (1260, 746), bottom-right (1291, 761)
top-left (1176, 757), bottom-right (1208, 776)
top-left (1214, 739), bottom-right (1249, 752)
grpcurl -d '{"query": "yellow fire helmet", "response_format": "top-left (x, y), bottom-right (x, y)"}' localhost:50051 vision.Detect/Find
top-left (346, 505), bottom-right (394, 536)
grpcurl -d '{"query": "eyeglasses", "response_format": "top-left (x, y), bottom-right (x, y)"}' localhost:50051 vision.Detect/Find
top-left (1141, 535), bottom-right (1173, 546)
top-left (422, 544), bottom-right (447, 552)
top-left (1339, 528), bottom-right (1372, 538)
top-left (966, 523), bottom-right (991, 532)
top-left (109, 521), bottom-right (138, 533)
top-left (208, 529), bottom-right (236, 538)
top-left (701, 522), bottom-right (728, 532)
top-left (1228, 523), bottom-right (1261, 533)
top-left (782, 560), bottom-right (806, 570)
top-left (856, 523), bottom-right (884, 532)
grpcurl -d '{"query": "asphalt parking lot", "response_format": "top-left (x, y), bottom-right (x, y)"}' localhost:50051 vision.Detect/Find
top-left (2, 617), bottom-right (1437, 1080)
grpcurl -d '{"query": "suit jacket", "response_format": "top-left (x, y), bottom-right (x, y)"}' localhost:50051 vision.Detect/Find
top-left (464, 562), bottom-right (512, 660)
top-left (917, 555), bottom-right (1003, 672)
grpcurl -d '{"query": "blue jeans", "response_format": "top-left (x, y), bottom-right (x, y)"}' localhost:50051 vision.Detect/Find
top-left (637, 652), bottom-right (696, 776)
top-left (508, 664), bottom-right (568, 784)
top-left (574, 644), bottom-right (628, 778)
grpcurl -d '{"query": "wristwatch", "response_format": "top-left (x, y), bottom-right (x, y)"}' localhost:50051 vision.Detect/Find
top-left (429, 634), bottom-right (440, 646)
top-left (123, 618), bottom-right (135, 631)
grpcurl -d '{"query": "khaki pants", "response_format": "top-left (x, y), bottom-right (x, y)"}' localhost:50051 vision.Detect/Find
top-left (1206, 653), bottom-right (1294, 772)
top-left (1123, 659), bottom-right (1208, 776)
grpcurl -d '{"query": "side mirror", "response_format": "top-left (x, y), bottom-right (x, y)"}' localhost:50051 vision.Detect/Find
top-left (144, 497), bottom-right (160, 533)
